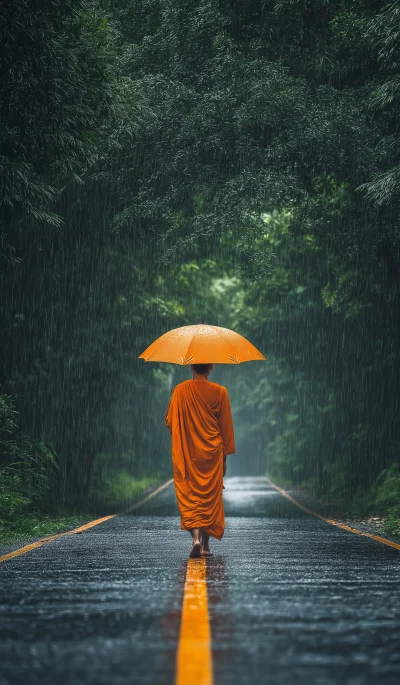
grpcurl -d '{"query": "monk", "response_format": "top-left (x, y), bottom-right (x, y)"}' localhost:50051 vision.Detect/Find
top-left (165, 363), bottom-right (235, 558)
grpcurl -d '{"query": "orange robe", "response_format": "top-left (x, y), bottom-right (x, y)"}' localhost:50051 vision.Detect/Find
top-left (165, 379), bottom-right (235, 539)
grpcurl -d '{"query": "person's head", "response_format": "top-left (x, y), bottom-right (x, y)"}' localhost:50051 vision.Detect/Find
top-left (190, 363), bottom-right (214, 378)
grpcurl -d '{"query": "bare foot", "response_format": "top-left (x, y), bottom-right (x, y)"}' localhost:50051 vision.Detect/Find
top-left (189, 541), bottom-right (201, 558)
top-left (201, 533), bottom-right (212, 557)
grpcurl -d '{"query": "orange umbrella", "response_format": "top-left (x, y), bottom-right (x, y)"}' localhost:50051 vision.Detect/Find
top-left (138, 323), bottom-right (266, 365)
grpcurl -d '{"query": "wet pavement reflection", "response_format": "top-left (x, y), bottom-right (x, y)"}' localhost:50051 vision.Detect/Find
top-left (1, 477), bottom-right (400, 684)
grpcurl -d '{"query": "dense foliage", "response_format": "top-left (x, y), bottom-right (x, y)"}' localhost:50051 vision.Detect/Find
top-left (1, 0), bottom-right (399, 533)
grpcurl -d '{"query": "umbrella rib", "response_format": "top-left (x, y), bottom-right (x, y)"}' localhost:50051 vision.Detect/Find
top-left (221, 326), bottom-right (266, 361)
top-left (139, 330), bottom-right (171, 361)
top-left (216, 327), bottom-right (241, 363)
top-left (184, 326), bottom-right (232, 364)
top-left (181, 332), bottom-right (197, 365)
top-left (184, 328), bottom-right (205, 364)
top-left (140, 325), bottom-right (194, 363)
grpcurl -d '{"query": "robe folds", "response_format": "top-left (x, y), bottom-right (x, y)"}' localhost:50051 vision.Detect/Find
top-left (165, 379), bottom-right (235, 540)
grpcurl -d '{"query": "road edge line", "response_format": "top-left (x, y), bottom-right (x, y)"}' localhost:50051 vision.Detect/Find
top-left (265, 476), bottom-right (400, 553)
top-left (123, 478), bottom-right (174, 513)
top-left (0, 479), bottom-right (174, 564)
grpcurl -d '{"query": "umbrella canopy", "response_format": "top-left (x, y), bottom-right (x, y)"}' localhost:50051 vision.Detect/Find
top-left (138, 323), bottom-right (266, 365)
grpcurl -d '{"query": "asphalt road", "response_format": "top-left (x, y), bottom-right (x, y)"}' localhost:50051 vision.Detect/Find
top-left (1, 477), bottom-right (400, 685)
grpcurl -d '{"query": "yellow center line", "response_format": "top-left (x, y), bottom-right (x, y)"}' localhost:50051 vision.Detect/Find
top-left (176, 557), bottom-right (213, 685)
top-left (265, 476), bottom-right (400, 552)
top-left (0, 479), bottom-right (174, 564)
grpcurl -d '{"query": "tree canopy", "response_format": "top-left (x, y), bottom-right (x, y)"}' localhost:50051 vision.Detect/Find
top-left (1, 0), bottom-right (399, 529)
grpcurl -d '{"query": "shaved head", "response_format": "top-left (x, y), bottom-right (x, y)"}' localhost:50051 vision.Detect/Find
top-left (190, 363), bottom-right (213, 375)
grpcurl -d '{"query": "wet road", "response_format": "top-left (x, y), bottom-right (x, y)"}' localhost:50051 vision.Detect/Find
top-left (1, 477), bottom-right (400, 685)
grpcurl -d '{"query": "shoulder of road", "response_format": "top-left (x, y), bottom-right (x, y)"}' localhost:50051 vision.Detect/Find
top-left (265, 477), bottom-right (400, 551)
top-left (0, 479), bottom-right (173, 560)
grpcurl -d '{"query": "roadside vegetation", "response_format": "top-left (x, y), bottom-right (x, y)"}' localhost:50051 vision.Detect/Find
top-left (343, 466), bottom-right (400, 535)
top-left (0, 395), bottom-right (153, 544)
top-left (1, 1), bottom-right (399, 540)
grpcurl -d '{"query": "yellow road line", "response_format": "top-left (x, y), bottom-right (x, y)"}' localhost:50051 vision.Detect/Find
top-left (265, 476), bottom-right (400, 552)
top-left (0, 515), bottom-right (117, 564)
top-left (0, 479), bottom-right (174, 564)
top-left (123, 478), bottom-right (174, 513)
top-left (176, 558), bottom-right (213, 685)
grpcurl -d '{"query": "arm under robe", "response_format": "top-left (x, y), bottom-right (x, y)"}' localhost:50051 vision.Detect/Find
top-left (218, 387), bottom-right (235, 456)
